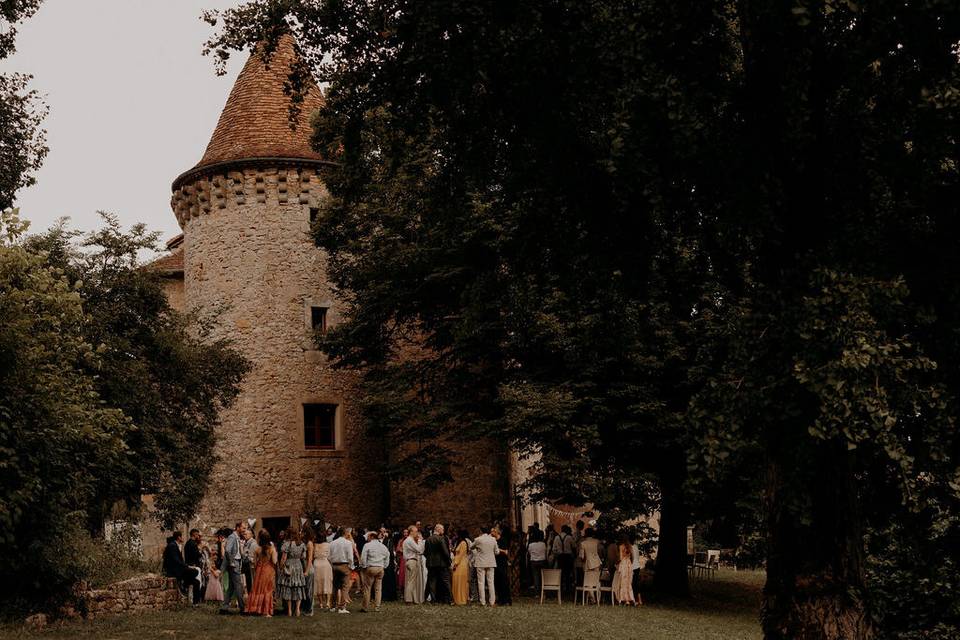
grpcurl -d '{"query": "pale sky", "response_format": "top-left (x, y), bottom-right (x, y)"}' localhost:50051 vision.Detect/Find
top-left (2, 0), bottom-right (247, 245)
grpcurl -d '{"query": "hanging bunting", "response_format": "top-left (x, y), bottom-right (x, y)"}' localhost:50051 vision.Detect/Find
top-left (542, 502), bottom-right (589, 522)
top-left (247, 517), bottom-right (257, 528)
top-left (313, 519), bottom-right (320, 526)
top-left (300, 517), bottom-right (307, 526)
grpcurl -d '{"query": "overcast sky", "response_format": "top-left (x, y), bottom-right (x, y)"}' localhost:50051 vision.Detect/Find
top-left (2, 0), bottom-right (246, 245)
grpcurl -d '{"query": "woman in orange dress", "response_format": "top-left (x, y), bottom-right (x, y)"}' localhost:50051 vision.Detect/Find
top-left (245, 529), bottom-right (278, 616)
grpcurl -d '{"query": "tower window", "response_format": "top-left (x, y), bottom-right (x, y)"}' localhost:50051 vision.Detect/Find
top-left (310, 306), bottom-right (328, 333)
top-left (309, 207), bottom-right (321, 224)
top-left (304, 403), bottom-right (337, 450)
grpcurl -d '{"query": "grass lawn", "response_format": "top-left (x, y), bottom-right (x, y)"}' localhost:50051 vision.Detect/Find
top-left (2, 569), bottom-right (763, 640)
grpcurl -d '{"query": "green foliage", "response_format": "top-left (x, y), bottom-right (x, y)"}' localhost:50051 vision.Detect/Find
top-left (0, 209), bottom-right (129, 606)
top-left (25, 213), bottom-right (250, 530)
top-left (0, 0), bottom-right (43, 59)
top-left (0, 1), bottom-right (47, 210)
top-left (866, 512), bottom-right (960, 640)
top-left (0, 210), bottom-right (249, 610)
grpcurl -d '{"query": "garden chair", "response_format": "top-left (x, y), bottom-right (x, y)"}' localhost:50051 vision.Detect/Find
top-left (599, 569), bottom-right (619, 604)
top-left (576, 569), bottom-right (601, 606)
top-left (702, 549), bottom-right (720, 579)
top-left (692, 551), bottom-right (708, 579)
top-left (540, 568), bottom-right (562, 604)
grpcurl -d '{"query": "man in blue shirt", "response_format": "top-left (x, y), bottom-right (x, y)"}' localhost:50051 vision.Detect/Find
top-left (359, 531), bottom-right (390, 612)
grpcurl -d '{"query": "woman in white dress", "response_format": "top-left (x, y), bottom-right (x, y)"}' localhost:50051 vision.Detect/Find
top-left (313, 535), bottom-right (333, 611)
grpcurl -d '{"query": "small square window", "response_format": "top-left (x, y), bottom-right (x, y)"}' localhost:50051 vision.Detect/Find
top-left (304, 403), bottom-right (337, 450)
top-left (309, 207), bottom-right (321, 224)
top-left (310, 306), bottom-right (327, 333)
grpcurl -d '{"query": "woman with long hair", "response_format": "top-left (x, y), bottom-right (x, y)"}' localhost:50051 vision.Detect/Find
top-left (302, 526), bottom-right (316, 615)
top-left (277, 527), bottom-right (307, 616)
top-left (313, 527), bottom-right (334, 611)
top-left (396, 528), bottom-right (408, 596)
top-left (245, 529), bottom-right (278, 616)
top-left (452, 529), bottom-right (471, 605)
top-left (615, 534), bottom-right (640, 606)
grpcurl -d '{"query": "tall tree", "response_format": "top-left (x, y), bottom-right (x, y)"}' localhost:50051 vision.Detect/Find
top-left (205, 0), bottom-right (738, 596)
top-left (0, 0), bottom-right (47, 209)
top-left (693, 2), bottom-right (960, 637)
top-left (25, 215), bottom-right (250, 529)
top-left (0, 209), bottom-right (129, 605)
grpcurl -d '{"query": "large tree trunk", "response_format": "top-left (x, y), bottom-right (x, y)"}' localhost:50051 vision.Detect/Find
top-left (653, 466), bottom-right (690, 596)
top-left (761, 441), bottom-right (874, 640)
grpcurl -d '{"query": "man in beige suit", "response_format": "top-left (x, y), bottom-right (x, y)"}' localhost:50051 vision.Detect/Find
top-left (471, 526), bottom-right (500, 606)
top-left (579, 527), bottom-right (603, 573)
top-left (578, 527), bottom-right (603, 602)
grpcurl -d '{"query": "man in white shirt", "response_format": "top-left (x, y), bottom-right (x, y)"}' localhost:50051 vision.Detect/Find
top-left (471, 526), bottom-right (500, 606)
top-left (402, 526), bottom-right (426, 604)
top-left (359, 530), bottom-right (389, 612)
top-left (526, 530), bottom-right (548, 596)
top-left (552, 524), bottom-right (576, 595)
top-left (328, 528), bottom-right (355, 613)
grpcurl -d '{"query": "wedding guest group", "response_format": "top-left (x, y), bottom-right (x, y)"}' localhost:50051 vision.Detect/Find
top-left (161, 517), bottom-right (644, 616)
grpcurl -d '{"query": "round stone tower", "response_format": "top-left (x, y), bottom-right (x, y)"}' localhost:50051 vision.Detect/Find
top-left (170, 35), bottom-right (386, 534)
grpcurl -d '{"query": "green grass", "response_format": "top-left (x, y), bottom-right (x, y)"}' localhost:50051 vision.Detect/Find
top-left (2, 569), bottom-right (763, 640)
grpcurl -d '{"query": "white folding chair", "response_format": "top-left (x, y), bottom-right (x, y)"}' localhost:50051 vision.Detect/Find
top-left (705, 549), bottom-right (720, 579)
top-left (541, 568), bottom-right (562, 604)
top-left (576, 569), bottom-right (601, 606)
top-left (599, 569), bottom-right (619, 604)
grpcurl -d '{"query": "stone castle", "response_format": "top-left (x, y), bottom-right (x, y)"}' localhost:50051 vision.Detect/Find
top-left (148, 36), bottom-right (522, 544)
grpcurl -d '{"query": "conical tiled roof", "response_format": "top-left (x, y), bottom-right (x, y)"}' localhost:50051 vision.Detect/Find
top-left (193, 33), bottom-right (324, 170)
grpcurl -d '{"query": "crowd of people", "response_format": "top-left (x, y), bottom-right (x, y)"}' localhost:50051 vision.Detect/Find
top-left (162, 518), bottom-right (643, 616)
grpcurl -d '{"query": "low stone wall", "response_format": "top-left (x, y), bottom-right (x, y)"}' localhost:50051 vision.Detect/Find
top-left (78, 574), bottom-right (183, 619)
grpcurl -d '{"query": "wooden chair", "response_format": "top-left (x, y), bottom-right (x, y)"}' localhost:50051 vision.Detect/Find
top-left (692, 551), bottom-right (708, 579)
top-left (540, 568), bottom-right (562, 604)
top-left (599, 568), bottom-right (619, 604)
top-left (576, 569), bottom-right (601, 606)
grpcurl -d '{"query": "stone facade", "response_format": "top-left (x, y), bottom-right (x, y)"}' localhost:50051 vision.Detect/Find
top-left (172, 164), bottom-right (387, 529)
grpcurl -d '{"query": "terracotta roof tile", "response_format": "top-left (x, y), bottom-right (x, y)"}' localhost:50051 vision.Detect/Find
top-left (143, 246), bottom-right (183, 275)
top-left (193, 33), bottom-right (324, 170)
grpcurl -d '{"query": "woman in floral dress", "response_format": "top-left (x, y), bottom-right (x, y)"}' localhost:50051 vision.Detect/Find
top-left (277, 527), bottom-right (307, 616)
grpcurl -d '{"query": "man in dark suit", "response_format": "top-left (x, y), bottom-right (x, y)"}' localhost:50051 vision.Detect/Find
top-left (424, 524), bottom-right (452, 604)
top-left (162, 531), bottom-right (199, 601)
top-left (183, 529), bottom-right (205, 605)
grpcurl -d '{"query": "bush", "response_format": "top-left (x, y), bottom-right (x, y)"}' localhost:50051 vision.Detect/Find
top-left (866, 514), bottom-right (960, 639)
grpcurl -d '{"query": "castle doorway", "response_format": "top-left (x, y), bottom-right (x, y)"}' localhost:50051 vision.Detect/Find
top-left (261, 516), bottom-right (291, 544)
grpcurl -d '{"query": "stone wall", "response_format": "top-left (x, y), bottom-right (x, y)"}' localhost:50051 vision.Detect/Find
top-left (160, 274), bottom-right (185, 312)
top-left (390, 438), bottom-right (514, 529)
top-left (78, 574), bottom-right (181, 620)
